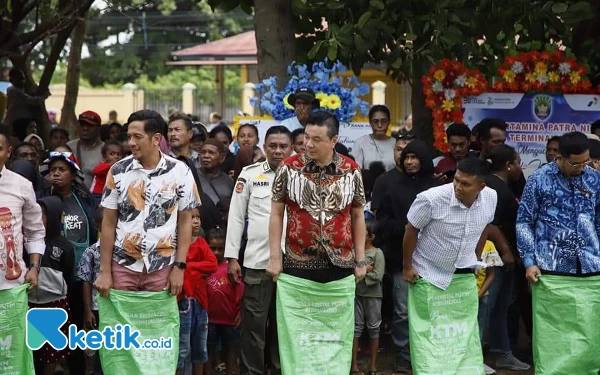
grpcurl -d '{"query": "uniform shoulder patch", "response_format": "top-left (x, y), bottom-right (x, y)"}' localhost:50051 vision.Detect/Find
top-left (235, 178), bottom-right (246, 194)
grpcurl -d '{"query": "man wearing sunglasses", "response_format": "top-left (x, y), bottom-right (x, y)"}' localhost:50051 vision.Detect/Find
top-left (67, 110), bottom-right (104, 189)
top-left (517, 131), bottom-right (600, 374)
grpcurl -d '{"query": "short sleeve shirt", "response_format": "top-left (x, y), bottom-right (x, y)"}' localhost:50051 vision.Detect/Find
top-left (271, 152), bottom-right (366, 270)
top-left (101, 154), bottom-right (201, 273)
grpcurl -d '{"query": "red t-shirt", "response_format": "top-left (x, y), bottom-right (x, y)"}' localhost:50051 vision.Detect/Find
top-left (206, 262), bottom-right (244, 326)
top-left (91, 161), bottom-right (111, 195)
top-left (178, 237), bottom-right (218, 310)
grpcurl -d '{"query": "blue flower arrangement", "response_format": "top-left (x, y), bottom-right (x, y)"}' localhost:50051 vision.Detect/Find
top-left (250, 59), bottom-right (371, 122)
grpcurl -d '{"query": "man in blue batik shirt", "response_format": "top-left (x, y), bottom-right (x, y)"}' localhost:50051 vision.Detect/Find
top-left (517, 131), bottom-right (600, 279)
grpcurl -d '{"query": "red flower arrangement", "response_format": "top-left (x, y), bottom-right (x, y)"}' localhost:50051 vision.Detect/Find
top-left (422, 59), bottom-right (488, 152)
top-left (493, 51), bottom-right (595, 94)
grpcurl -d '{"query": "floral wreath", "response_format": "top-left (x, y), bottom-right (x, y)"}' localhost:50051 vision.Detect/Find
top-left (493, 51), bottom-right (595, 94)
top-left (422, 59), bottom-right (488, 152)
top-left (251, 59), bottom-right (370, 122)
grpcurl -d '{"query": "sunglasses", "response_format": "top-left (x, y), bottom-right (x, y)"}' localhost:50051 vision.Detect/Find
top-left (396, 134), bottom-right (414, 140)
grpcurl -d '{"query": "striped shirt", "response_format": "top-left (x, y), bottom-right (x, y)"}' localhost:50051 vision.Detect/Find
top-left (407, 183), bottom-right (497, 290)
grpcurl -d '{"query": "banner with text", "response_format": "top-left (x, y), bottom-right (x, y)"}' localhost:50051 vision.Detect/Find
top-left (236, 117), bottom-right (371, 153)
top-left (463, 93), bottom-right (600, 176)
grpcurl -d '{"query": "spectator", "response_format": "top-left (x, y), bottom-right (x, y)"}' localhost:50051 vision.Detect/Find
top-left (108, 122), bottom-right (122, 140)
top-left (435, 123), bottom-right (475, 182)
top-left (91, 140), bottom-right (123, 206)
top-left (177, 207), bottom-right (218, 375)
top-left (545, 136), bottom-right (560, 164)
top-left (206, 228), bottom-right (243, 375)
top-left (237, 123), bottom-right (263, 161)
top-left (67, 111), bottom-right (105, 189)
top-left (280, 87), bottom-right (320, 132)
top-left (108, 110), bottom-right (120, 125)
top-left (375, 139), bottom-right (437, 373)
top-left (168, 113), bottom-right (201, 173)
top-left (225, 125), bottom-right (293, 375)
top-left (49, 128), bottom-right (70, 149)
top-left (30, 196), bottom-right (75, 375)
top-left (198, 138), bottom-right (234, 222)
top-left (352, 105), bottom-right (396, 171)
top-left (484, 145), bottom-right (530, 372)
top-left (190, 127), bottom-right (207, 155)
top-left (589, 138), bottom-right (600, 171)
top-left (591, 119), bottom-right (600, 138)
top-left (291, 128), bottom-right (305, 154)
top-left (209, 125), bottom-right (235, 176)
top-left (209, 112), bottom-right (223, 129)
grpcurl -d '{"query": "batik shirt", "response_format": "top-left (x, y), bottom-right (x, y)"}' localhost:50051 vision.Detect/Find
top-left (101, 154), bottom-right (200, 273)
top-left (271, 152), bottom-right (366, 270)
top-left (76, 242), bottom-right (101, 310)
top-left (517, 162), bottom-right (600, 273)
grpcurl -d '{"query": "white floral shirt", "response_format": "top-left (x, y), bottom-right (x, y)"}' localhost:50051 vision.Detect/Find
top-left (101, 153), bottom-right (201, 273)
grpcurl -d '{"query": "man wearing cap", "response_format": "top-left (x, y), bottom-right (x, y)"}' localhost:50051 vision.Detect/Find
top-left (280, 87), bottom-right (320, 132)
top-left (67, 110), bottom-right (105, 189)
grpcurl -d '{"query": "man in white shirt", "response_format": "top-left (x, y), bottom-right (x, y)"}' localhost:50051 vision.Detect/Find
top-left (0, 126), bottom-right (45, 292)
top-left (225, 125), bottom-right (293, 375)
top-left (280, 87), bottom-right (320, 132)
top-left (402, 158), bottom-right (507, 374)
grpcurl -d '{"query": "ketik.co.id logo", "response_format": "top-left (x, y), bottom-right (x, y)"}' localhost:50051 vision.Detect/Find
top-left (26, 308), bottom-right (169, 350)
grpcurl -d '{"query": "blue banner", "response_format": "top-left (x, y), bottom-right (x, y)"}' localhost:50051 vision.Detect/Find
top-left (463, 93), bottom-right (600, 176)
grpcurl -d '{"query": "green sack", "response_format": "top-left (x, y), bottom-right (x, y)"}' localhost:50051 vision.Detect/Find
top-left (408, 274), bottom-right (483, 375)
top-left (98, 289), bottom-right (179, 375)
top-left (276, 274), bottom-right (355, 375)
top-left (0, 284), bottom-right (34, 375)
top-left (532, 274), bottom-right (600, 375)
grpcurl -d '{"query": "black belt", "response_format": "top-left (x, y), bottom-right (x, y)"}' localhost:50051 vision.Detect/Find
top-left (455, 268), bottom-right (474, 274)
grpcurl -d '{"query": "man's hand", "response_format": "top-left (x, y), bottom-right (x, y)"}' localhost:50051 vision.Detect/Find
top-left (266, 258), bottom-right (282, 282)
top-left (366, 264), bottom-right (374, 273)
top-left (402, 266), bottom-right (420, 284)
top-left (354, 265), bottom-right (366, 283)
top-left (85, 310), bottom-right (97, 330)
top-left (25, 268), bottom-right (38, 290)
top-left (95, 271), bottom-right (113, 297)
top-left (227, 259), bottom-right (242, 285)
top-left (525, 265), bottom-right (541, 284)
top-left (166, 267), bottom-right (184, 296)
top-left (434, 173), bottom-right (448, 184)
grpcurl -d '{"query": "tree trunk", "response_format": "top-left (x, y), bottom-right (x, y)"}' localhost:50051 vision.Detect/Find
top-left (410, 73), bottom-right (434, 149)
top-left (61, 19), bottom-right (87, 136)
top-left (253, 0), bottom-right (295, 90)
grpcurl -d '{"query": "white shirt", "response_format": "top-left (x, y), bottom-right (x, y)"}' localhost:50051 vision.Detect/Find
top-left (351, 135), bottom-right (396, 171)
top-left (407, 183), bottom-right (497, 290)
top-left (0, 167), bottom-right (46, 291)
top-left (101, 153), bottom-right (201, 273)
top-left (280, 116), bottom-right (303, 132)
top-left (225, 161), bottom-right (285, 270)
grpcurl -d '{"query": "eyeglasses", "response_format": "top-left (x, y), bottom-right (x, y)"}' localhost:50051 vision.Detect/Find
top-left (49, 151), bottom-right (73, 158)
top-left (564, 158), bottom-right (591, 168)
top-left (396, 133), bottom-right (414, 141)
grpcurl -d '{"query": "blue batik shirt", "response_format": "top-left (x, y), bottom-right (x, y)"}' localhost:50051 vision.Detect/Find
top-left (516, 162), bottom-right (600, 273)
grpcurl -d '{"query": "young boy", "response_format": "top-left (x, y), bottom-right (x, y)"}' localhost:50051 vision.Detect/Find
top-left (206, 228), bottom-right (244, 375)
top-left (351, 218), bottom-right (385, 375)
top-left (177, 207), bottom-right (218, 375)
top-left (76, 207), bottom-right (104, 374)
top-left (30, 196), bottom-right (76, 375)
top-left (91, 140), bottom-right (123, 205)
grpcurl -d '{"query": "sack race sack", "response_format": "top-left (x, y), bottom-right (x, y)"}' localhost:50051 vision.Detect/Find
top-left (276, 274), bottom-right (355, 375)
top-left (408, 274), bottom-right (483, 375)
top-left (0, 284), bottom-right (34, 375)
top-left (99, 290), bottom-right (179, 375)
top-left (532, 274), bottom-right (600, 375)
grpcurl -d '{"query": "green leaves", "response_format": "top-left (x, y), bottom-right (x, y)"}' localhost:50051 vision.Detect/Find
top-left (551, 2), bottom-right (568, 13)
top-left (370, 0), bottom-right (385, 10)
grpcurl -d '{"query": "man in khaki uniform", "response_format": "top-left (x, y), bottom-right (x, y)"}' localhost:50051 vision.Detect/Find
top-left (225, 125), bottom-right (293, 375)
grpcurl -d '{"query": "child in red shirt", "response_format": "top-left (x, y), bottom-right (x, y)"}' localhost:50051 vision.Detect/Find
top-left (91, 140), bottom-right (123, 205)
top-left (177, 208), bottom-right (218, 375)
top-left (206, 228), bottom-right (244, 375)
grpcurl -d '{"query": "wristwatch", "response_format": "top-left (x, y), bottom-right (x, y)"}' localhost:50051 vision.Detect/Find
top-left (173, 262), bottom-right (187, 270)
top-left (30, 263), bottom-right (41, 271)
top-left (355, 259), bottom-right (369, 267)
